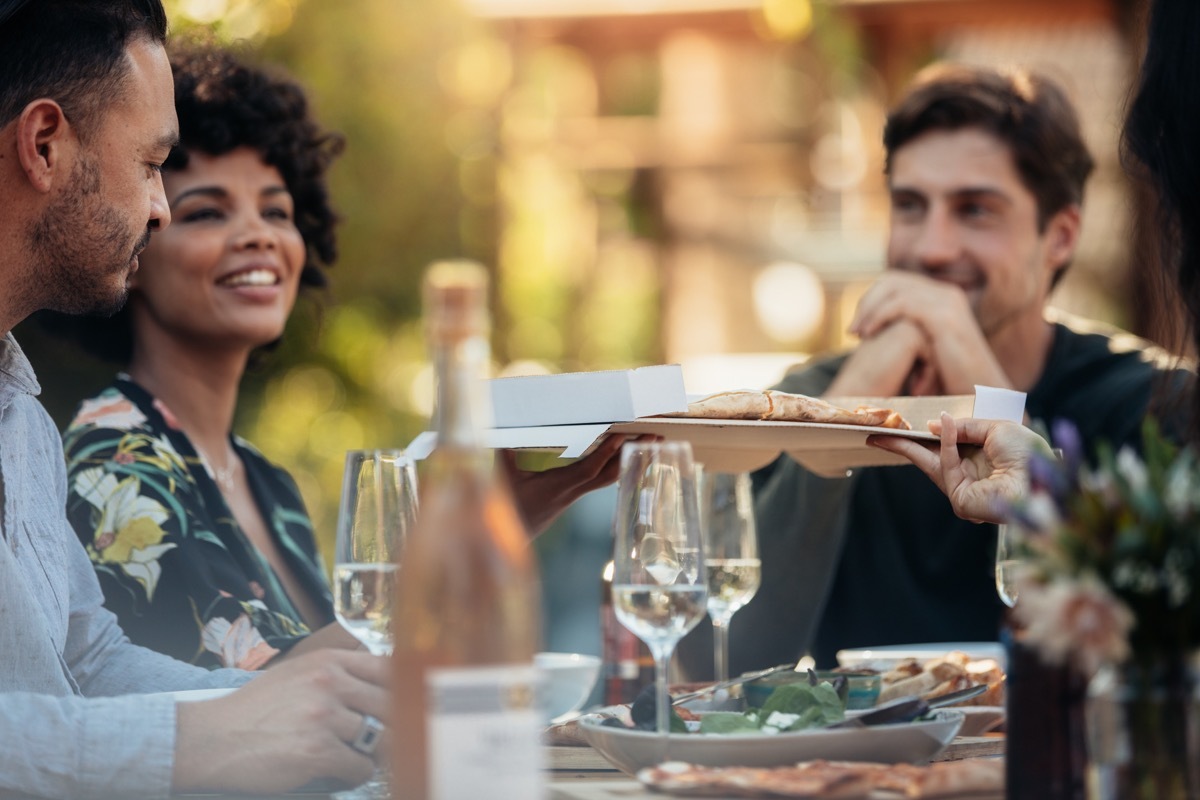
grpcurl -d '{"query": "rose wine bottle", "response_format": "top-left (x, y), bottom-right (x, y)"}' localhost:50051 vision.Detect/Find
top-left (392, 261), bottom-right (543, 800)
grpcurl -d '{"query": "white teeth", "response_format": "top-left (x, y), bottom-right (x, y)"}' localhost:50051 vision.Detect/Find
top-left (220, 269), bottom-right (278, 287)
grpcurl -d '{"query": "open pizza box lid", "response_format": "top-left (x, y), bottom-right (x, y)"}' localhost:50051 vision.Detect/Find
top-left (408, 384), bottom-right (1025, 478)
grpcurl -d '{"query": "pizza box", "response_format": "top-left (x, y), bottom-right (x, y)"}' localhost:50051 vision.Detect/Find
top-left (489, 364), bottom-right (687, 428)
top-left (408, 385), bottom-right (1025, 477)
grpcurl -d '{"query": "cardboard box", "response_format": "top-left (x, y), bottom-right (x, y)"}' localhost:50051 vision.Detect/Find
top-left (408, 387), bottom-right (1026, 477)
top-left (488, 365), bottom-right (688, 428)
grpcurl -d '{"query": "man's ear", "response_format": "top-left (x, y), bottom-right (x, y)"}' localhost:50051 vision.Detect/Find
top-left (15, 99), bottom-right (73, 193)
top-left (1044, 204), bottom-right (1082, 275)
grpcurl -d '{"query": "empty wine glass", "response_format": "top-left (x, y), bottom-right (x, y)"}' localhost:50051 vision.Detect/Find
top-left (698, 468), bottom-right (760, 682)
top-left (994, 524), bottom-right (1021, 608)
top-left (611, 441), bottom-right (707, 739)
top-left (334, 449), bottom-right (418, 655)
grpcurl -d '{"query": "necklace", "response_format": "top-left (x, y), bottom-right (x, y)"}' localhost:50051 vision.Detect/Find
top-left (196, 444), bottom-right (238, 493)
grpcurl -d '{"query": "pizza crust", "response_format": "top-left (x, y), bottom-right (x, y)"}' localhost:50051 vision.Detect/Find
top-left (663, 390), bottom-right (911, 430)
top-left (637, 758), bottom-right (1003, 798)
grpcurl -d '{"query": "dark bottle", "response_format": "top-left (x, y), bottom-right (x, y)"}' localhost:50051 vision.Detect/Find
top-left (1003, 613), bottom-right (1087, 800)
top-left (600, 559), bottom-right (654, 705)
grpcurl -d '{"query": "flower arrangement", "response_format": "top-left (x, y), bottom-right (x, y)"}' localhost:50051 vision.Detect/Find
top-left (1007, 418), bottom-right (1200, 677)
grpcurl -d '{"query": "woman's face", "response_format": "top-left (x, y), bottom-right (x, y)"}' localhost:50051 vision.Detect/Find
top-left (131, 146), bottom-right (306, 355)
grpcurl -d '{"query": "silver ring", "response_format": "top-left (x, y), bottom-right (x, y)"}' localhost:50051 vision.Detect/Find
top-left (350, 714), bottom-right (384, 757)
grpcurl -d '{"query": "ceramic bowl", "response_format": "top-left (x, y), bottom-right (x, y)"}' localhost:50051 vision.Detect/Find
top-left (536, 651), bottom-right (601, 722)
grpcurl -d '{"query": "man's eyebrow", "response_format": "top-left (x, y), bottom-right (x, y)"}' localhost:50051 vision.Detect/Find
top-left (156, 133), bottom-right (181, 152)
top-left (889, 184), bottom-right (1013, 203)
top-left (951, 187), bottom-right (1014, 206)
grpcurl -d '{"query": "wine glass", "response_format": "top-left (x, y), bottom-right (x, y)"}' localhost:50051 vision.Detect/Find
top-left (698, 468), bottom-right (760, 682)
top-left (611, 441), bottom-right (707, 738)
top-left (994, 524), bottom-right (1021, 608)
top-left (334, 449), bottom-right (418, 656)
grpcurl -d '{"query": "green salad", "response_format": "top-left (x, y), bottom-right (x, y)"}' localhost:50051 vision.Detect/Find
top-left (696, 681), bottom-right (845, 735)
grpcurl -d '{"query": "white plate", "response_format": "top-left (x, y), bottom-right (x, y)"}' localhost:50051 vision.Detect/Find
top-left (956, 706), bottom-right (1006, 736)
top-left (578, 709), bottom-right (963, 775)
top-left (836, 642), bottom-right (1006, 670)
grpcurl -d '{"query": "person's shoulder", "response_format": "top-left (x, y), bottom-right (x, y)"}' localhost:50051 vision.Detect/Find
top-left (772, 352), bottom-right (849, 394)
top-left (1049, 310), bottom-right (1192, 375)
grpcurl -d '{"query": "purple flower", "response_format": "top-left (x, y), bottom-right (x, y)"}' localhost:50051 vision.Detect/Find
top-left (1029, 451), bottom-right (1070, 509)
top-left (1051, 418), bottom-right (1084, 475)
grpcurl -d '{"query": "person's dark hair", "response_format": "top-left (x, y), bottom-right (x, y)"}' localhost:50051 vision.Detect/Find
top-left (1123, 0), bottom-right (1200, 436)
top-left (47, 44), bottom-right (345, 364)
top-left (883, 64), bottom-right (1095, 286)
top-left (0, 0), bottom-right (168, 140)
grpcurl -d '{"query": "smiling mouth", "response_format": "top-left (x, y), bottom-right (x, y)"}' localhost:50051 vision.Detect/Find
top-left (218, 269), bottom-right (280, 288)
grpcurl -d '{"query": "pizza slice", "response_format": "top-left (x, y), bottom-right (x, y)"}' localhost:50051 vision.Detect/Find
top-left (663, 390), bottom-right (910, 430)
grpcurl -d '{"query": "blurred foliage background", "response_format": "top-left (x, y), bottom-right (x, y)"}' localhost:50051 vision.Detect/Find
top-left (17, 0), bottom-right (1159, 660)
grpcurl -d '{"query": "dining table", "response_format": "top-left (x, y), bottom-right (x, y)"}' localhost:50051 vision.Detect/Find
top-left (172, 732), bottom-right (1005, 799)
top-left (543, 733), bottom-right (1006, 799)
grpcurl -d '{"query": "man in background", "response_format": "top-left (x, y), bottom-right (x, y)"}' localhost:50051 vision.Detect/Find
top-left (0, 2), bottom-right (389, 796)
top-left (682, 63), bottom-right (1191, 676)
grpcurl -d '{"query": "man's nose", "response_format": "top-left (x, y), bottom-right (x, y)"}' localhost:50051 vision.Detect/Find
top-left (148, 173), bottom-right (171, 231)
top-left (911, 209), bottom-right (960, 267)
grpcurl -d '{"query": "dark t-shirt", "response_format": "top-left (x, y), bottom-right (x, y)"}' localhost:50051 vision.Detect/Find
top-left (809, 321), bottom-right (1191, 667)
top-left (675, 317), bottom-right (1194, 679)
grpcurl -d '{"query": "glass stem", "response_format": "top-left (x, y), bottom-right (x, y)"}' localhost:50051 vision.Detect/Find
top-left (712, 617), bottom-right (730, 683)
top-left (653, 643), bottom-right (673, 739)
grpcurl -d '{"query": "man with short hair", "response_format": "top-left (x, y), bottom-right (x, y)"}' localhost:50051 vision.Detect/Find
top-left (683, 64), bottom-right (1191, 676)
top-left (0, 2), bottom-right (388, 796)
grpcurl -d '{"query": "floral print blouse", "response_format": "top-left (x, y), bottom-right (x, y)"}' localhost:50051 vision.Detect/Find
top-left (63, 377), bottom-right (334, 670)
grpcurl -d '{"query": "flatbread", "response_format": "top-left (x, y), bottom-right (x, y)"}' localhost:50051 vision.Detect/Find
top-left (663, 390), bottom-right (910, 430)
top-left (638, 761), bottom-right (872, 798)
top-left (636, 759), bottom-right (1003, 798)
top-left (900, 759), bottom-right (1004, 798)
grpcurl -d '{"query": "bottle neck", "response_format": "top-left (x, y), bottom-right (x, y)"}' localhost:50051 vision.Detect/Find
top-left (432, 332), bottom-right (493, 455)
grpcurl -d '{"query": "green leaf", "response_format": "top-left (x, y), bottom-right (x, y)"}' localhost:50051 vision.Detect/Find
top-left (698, 712), bottom-right (760, 734)
top-left (759, 681), bottom-right (845, 727)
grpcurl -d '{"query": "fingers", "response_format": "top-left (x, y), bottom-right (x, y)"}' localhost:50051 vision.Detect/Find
top-left (866, 435), bottom-right (946, 492)
top-left (937, 412), bottom-right (963, 482)
top-left (311, 650), bottom-right (391, 725)
top-left (946, 416), bottom-right (1008, 447)
top-left (504, 433), bottom-right (663, 535)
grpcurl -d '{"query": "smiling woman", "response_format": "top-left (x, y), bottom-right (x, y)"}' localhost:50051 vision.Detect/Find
top-left (43, 44), bottom-right (357, 669)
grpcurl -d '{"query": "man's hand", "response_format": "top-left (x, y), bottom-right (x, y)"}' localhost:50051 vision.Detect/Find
top-left (848, 272), bottom-right (1011, 395)
top-left (501, 434), bottom-right (638, 536)
top-left (867, 413), bottom-right (1048, 523)
top-left (826, 318), bottom-right (933, 397)
top-left (172, 649), bottom-right (389, 794)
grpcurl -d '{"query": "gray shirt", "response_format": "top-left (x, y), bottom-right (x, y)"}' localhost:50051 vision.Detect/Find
top-left (0, 334), bottom-right (252, 799)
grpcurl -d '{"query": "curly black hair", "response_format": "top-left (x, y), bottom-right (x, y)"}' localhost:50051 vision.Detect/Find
top-left (41, 43), bottom-right (344, 363)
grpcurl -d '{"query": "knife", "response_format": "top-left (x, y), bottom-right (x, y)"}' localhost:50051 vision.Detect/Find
top-left (824, 682), bottom-right (989, 729)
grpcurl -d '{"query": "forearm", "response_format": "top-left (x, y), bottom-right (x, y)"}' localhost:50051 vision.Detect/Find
top-left (0, 692), bottom-right (176, 800)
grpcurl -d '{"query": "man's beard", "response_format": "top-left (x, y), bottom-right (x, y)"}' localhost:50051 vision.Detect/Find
top-left (28, 155), bottom-right (144, 318)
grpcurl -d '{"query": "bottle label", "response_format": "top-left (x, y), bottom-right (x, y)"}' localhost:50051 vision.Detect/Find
top-left (427, 664), bottom-right (545, 800)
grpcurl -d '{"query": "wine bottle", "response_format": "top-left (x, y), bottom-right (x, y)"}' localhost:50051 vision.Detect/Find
top-left (392, 261), bottom-right (544, 800)
top-left (600, 559), bottom-right (655, 705)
